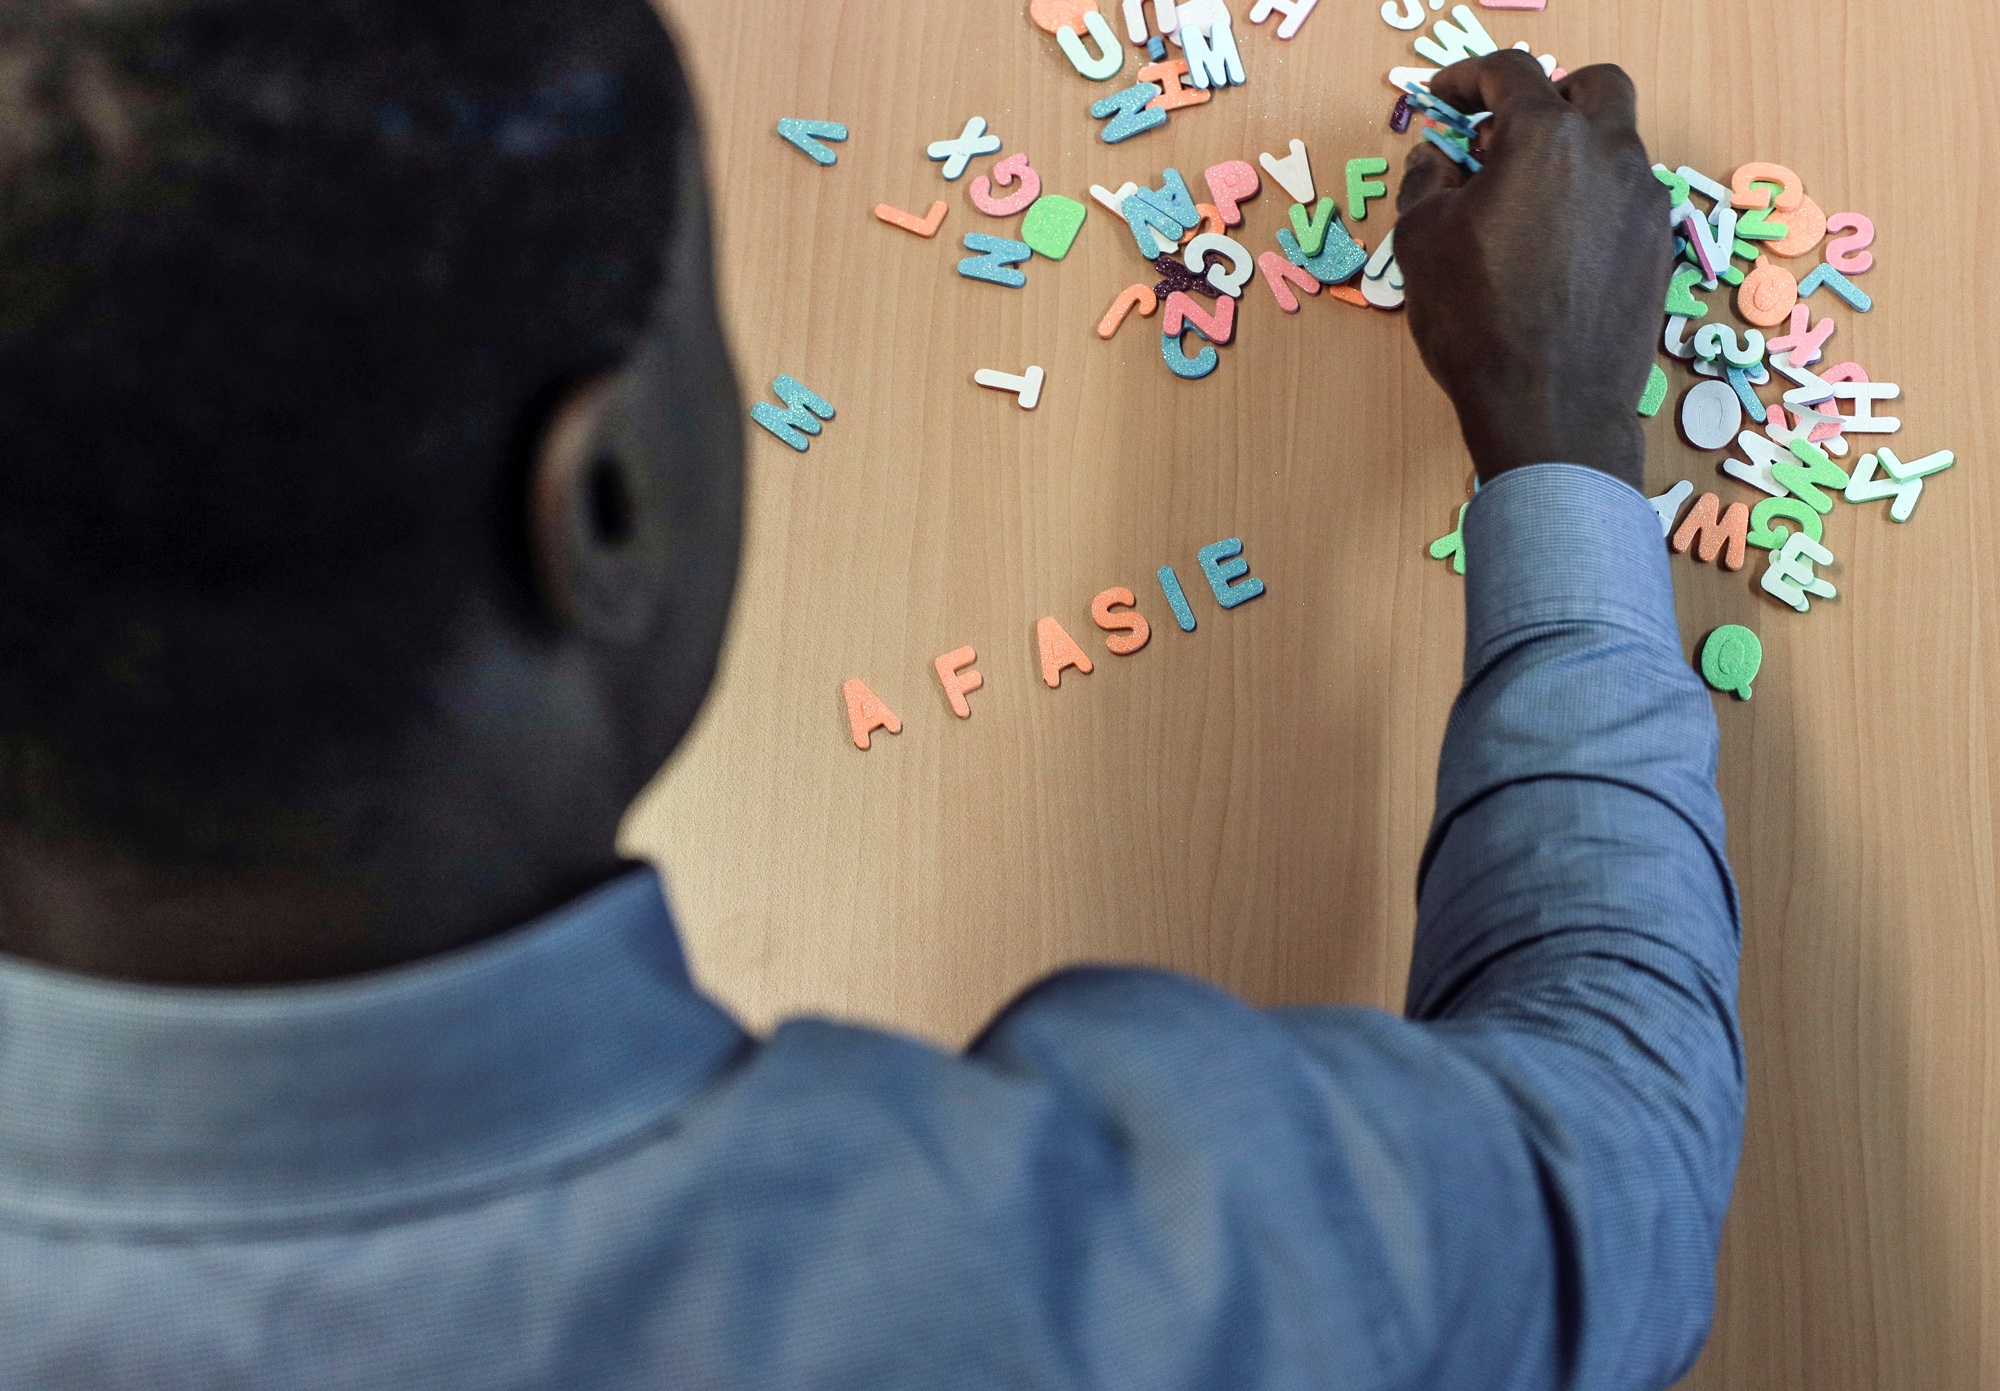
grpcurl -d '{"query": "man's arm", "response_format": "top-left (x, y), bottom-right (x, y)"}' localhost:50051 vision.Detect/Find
top-left (706, 427), bottom-right (1738, 1378)
top-left (1405, 461), bottom-right (1743, 1383)
top-left (937, 464), bottom-right (1739, 1391)
top-left (1386, 60), bottom-right (1743, 1381)
top-left (958, 51), bottom-right (1737, 1388)
top-left (676, 51), bottom-right (1740, 1391)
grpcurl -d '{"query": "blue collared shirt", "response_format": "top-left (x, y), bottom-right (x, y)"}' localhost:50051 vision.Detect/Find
top-left (0, 465), bottom-right (1741, 1390)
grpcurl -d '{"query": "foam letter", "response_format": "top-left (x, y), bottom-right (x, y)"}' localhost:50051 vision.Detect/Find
top-left (1412, 6), bottom-right (1498, 67)
top-left (1157, 565), bottom-right (1197, 631)
top-left (1746, 495), bottom-right (1824, 552)
top-left (1184, 231), bottom-right (1254, 296)
top-left (968, 153), bottom-right (1042, 217)
top-left (1672, 493), bottom-right (1751, 571)
top-left (926, 117), bottom-right (1001, 180)
top-left (1760, 533), bottom-right (1836, 612)
top-left (1851, 447), bottom-right (1953, 523)
top-left (1731, 161), bottom-right (1805, 212)
top-left (750, 375), bottom-right (836, 452)
top-left (1123, 168), bottom-right (1201, 257)
top-left (1090, 81), bottom-right (1170, 143)
top-left (1203, 160), bottom-right (1260, 224)
top-left (1180, 11), bottom-right (1244, 89)
top-left (1831, 380), bottom-right (1901, 434)
top-left (1647, 479), bottom-right (1693, 535)
top-left (1766, 305), bottom-right (1835, 367)
top-left (1798, 261), bottom-right (1872, 312)
top-left (1162, 290), bottom-right (1235, 343)
top-left (1249, 0), bottom-right (1321, 39)
top-left (1056, 9), bottom-right (1126, 81)
top-left (1091, 588), bottom-right (1153, 655)
top-left (841, 680), bottom-right (901, 750)
top-left (1823, 213), bottom-right (1876, 274)
top-left (1097, 283), bottom-right (1159, 338)
top-left (1257, 251), bottom-right (1321, 312)
top-left (1138, 57), bottom-right (1209, 111)
top-left (1771, 439), bottom-right (1851, 514)
top-left (933, 647), bottom-right (984, 719)
top-left (1258, 139), bottom-right (1315, 204)
top-left (1137, 167), bottom-right (1201, 223)
top-left (775, 119), bottom-right (849, 166)
top-left (1037, 616), bottom-right (1095, 687)
top-left (957, 233), bottom-right (1033, 288)
top-left (1160, 328), bottom-right (1217, 379)
top-left (1288, 197), bottom-right (1337, 256)
top-left (1197, 537), bottom-right (1265, 608)
top-left (1722, 429), bottom-right (1792, 497)
top-left (1345, 157), bottom-right (1390, 221)
top-left (1276, 224), bottom-right (1364, 286)
top-left (1382, 0), bottom-right (1425, 30)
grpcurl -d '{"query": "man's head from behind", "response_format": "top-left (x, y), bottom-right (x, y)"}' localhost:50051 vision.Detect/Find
top-left (0, 0), bottom-right (743, 981)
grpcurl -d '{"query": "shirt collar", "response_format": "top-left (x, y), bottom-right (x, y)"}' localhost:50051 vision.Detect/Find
top-left (0, 866), bottom-right (748, 1233)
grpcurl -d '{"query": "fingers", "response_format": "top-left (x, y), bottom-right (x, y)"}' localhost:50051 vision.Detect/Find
top-left (1554, 64), bottom-right (1638, 132)
top-left (1427, 48), bottom-right (1561, 122)
top-left (1397, 140), bottom-right (1465, 218)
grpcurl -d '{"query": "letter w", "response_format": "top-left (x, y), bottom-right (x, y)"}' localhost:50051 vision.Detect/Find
top-left (750, 375), bottom-right (836, 452)
top-left (1413, 5), bottom-right (1497, 66)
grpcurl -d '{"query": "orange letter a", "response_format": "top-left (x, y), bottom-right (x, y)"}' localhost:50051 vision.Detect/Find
top-left (1036, 616), bottom-right (1095, 688)
top-left (841, 679), bottom-right (902, 749)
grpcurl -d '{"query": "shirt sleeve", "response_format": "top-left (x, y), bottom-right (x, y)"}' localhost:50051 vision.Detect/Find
top-left (931, 465), bottom-right (1743, 1390)
top-left (690, 466), bottom-right (1741, 1391)
top-left (1404, 463), bottom-right (1745, 1382)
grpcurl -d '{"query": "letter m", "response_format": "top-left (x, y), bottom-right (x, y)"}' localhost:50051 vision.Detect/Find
top-left (1672, 492), bottom-right (1750, 570)
top-left (750, 375), bottom-right (835, 452)
top-left (1413, 5), bottom-right (1497, 66)
top-left (1182, 20), bottom-right (1244, 89)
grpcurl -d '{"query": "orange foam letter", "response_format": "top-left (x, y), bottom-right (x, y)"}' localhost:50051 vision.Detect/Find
top-left (841, 679), bottom-right (902, 750)
top-left (1090, 587), bottom-right (1152, 655)
top-left (1036, 616), bottom-right (1095, 688)
top-left (1097, 283), bottom-right (1159, 339)
top-left (933, 646), bottom-right (984, 718)
top-left (1731, 161), bottom-right (1804, 212)
top-left (1671, 492), bottom-right (1751, 572)
top-left (1139, 57), bottom-right (1210, 112)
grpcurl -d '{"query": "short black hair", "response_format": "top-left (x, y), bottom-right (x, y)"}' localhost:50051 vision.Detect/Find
top-left (0, 0), bottom-right (690, 859)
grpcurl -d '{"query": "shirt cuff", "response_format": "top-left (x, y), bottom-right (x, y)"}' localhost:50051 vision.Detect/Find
top-left (1462, 464), bottom-right (1679, 673)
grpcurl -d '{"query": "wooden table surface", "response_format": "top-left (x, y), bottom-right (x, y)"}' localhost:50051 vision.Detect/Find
top-left (626, 2), bottom-right (1999, 1385)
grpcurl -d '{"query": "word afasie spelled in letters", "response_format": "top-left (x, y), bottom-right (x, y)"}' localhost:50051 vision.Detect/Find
top-left (842, 538), bottom-right (1265, 749)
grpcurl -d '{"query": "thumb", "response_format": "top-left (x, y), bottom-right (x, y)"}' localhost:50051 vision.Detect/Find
top-left (1396, 139), bottom-right (1465, 222)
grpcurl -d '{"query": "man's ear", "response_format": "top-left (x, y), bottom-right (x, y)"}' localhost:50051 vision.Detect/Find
top-left (527, 374), bottom-right (669, 641)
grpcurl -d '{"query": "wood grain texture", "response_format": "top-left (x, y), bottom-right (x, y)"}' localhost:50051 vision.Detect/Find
top-left (623, 2), bottom-right (1999, 1386)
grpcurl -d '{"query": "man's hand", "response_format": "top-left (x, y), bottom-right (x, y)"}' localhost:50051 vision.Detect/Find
top-left (1395, 51), bottom-right (1672, 493)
